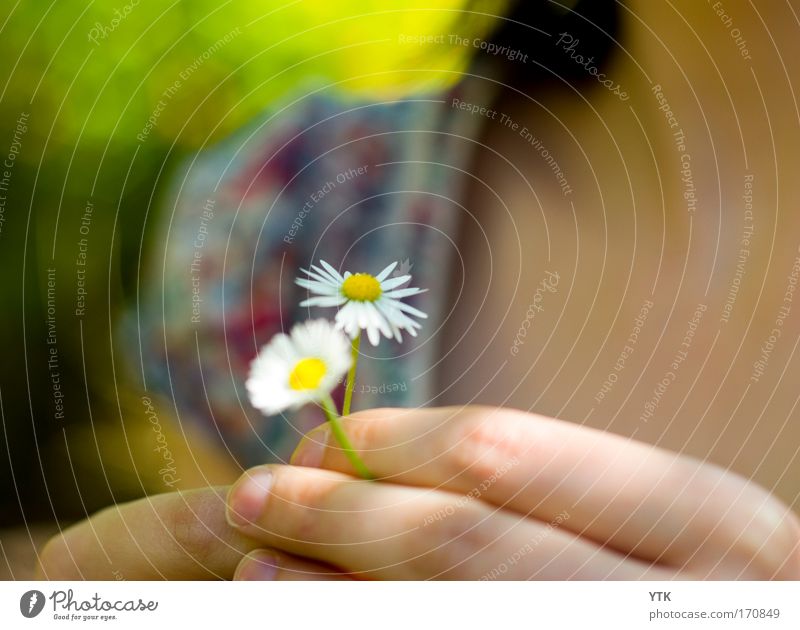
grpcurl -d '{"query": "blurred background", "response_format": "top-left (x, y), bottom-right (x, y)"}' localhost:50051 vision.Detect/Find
top-left (4, 0), bottom-right (798, 583)
top-left (0, 0), bottom-right (624, 577)
top-left (0, 0), bottom-right (514, 577)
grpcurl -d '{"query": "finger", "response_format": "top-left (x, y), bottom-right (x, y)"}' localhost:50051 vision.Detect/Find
top-left (225, 464), bottom-right (677, 580)
top-left (290, 406), bottom-right (800, 577)
top-left (37, 487), bottom-right (261, 580)
top-left (234, 549), bottom-right (352, 581)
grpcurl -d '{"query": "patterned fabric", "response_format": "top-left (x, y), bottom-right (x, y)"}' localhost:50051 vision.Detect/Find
top-left (132, 78), bottom-right (489, 466)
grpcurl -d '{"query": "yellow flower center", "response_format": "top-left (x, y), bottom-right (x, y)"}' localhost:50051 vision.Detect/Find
top-left (288, 358), bottom-right (327, 391)
top-left (341, 273), bottom-right (382, 302)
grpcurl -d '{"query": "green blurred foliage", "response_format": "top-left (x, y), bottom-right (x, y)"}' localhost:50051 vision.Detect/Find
top-left (3, 0), bottom-right (504, 150)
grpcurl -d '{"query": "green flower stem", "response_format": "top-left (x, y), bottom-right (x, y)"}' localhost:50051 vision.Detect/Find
top-left (320, 394), bottom-right (373, 480)
top-left (341, 333), bottom-right (361, 417)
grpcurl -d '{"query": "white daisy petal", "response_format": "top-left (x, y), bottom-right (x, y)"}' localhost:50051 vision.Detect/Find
top-left (383, 287), bottom-right (427, 299)
top-left (366, 324), bottom-right (380, 346)
top-left (295, 278), bottom-right (340, 294)
top-left (319, 260), bottom-right (346, 283)
top-left (378, 275), bottom-right (411, 291)
top-left (335, 302), bottom-right (361, 339)
top-left (374, 301), bottom-right (404, 342)
top-left (365, 301), bottom-right (392, 338)
top-left (385, 310), bottom-right (414, 332)
top-left (270, 334), bottom-right (298, 362)
top-left (300, 267), bottom-right (334, 284)
top-left (299, 295), bottom-right (348, 308)
top-left (309, 264), bottom-right (341, 285)
top-left (375, 261), bottom-right (398, 281)
top-left (393, 300), bottom-right (428, 318)
top-left (356, 302), bottom-right (370, 329)
top-left (378, 299), bottom-right (424, 334)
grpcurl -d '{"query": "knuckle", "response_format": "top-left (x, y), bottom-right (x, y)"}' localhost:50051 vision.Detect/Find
top-left (690, 472), bottom-right (800, 579)
top-left (270, 469), bottom-right (338, 543)
top-left (342, 415), bottom-right (385, 452)
top-left (167, 498), bottom-right (217, 566)
top-left (443, 407), bottom-right (528, 489)
top-left (743, 497), bottom-right (800, 579)
top-left (780, 511), bottom-right (800, 578)
top-left (408, 507), bottom-right (491, 578)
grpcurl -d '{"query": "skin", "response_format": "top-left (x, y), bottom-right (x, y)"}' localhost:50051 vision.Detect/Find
top-left (37, 407), bottom-right (800, 580)
top-left (37, 1), bottom-right (800, 579)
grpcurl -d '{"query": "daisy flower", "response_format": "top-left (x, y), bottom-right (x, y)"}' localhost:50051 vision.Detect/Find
top-left (246, 319), bottom-right (352, 416)
top-left (296, 259), bottom-right (427, 346)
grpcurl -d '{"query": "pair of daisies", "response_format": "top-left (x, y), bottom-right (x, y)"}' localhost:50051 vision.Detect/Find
top-left (247, 260), bottom-right (426, 416)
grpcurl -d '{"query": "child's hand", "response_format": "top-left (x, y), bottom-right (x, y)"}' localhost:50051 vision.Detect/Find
top-left (226, 406), bottom-right (800, 580)
top-left (36, 487), bottom-right (260, 580)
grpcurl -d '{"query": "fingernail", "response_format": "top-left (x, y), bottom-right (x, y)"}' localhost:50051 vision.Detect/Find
top-left (291, 429), bottom-right (329, 468)
top-left (234, 552), bottom-right (279, 581)
top-left (226, 468), bottom-right (273, 528)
